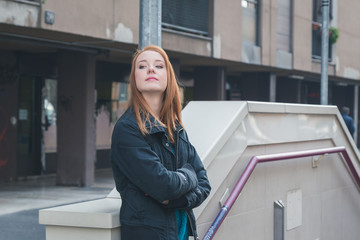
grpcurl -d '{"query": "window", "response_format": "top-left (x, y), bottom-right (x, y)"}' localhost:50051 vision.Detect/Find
top-left (43, 79), bottom-right (57, 153)
top-left (242, 0), bottom-right (260, 45)
top-left (313, 0), bottom-right (333, 23)
top-left (162, 0), bottom-right (209, 36)
top-left (277, 0), bottom-right (292, 52)
top-left (312, 0), bottom-right (333, 60)
top-left (96, 81), bottom-right (129, 149)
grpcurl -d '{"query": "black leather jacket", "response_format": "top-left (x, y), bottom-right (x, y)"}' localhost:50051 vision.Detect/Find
top-left (111, 108), bottom-right (211, 240)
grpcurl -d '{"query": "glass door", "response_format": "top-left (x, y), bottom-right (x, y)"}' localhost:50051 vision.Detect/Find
top-left (17, 76), bottom-right (42, 177)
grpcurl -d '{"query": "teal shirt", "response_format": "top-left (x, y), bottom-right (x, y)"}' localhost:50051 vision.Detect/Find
top-left (175, 209), bottom-right (189, 240)
top-left (166, 133), bottom-right (189, 240)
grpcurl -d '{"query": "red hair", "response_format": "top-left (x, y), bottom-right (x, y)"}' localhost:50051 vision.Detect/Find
top-left (129, 45), bottom-right (183, 143)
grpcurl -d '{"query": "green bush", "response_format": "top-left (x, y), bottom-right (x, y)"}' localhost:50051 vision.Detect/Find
top-left (329, 26), bottom-right (339, 44)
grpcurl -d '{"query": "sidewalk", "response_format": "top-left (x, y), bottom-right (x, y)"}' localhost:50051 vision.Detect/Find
top-left (0, 169), bottom-right (115, 240)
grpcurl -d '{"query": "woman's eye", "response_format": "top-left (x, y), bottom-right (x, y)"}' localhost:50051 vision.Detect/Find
top-left (139, 65), bottom-right (146, 69)
top-left (156, 65), bottom-right (164, 69)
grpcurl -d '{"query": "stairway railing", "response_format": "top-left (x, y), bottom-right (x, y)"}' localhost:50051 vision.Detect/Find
top-left (202, 146), bottom-right (360, 240)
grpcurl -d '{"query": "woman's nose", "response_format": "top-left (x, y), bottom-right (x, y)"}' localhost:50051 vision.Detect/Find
top-left (148, 65), bottom-right (155, 73)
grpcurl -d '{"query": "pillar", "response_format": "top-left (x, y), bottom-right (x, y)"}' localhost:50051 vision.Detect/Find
top-left (194, 67), bottom-right (226, 100)
top-left (269, 73), bottom-right (277, 102)
top-left (0, 54), bottom-right (18, 181)
top-left (57, 50), bottom-right (96, 186)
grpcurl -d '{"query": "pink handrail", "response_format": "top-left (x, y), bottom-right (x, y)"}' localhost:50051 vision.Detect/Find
top-left (202, 146), bottom-right (360, 240)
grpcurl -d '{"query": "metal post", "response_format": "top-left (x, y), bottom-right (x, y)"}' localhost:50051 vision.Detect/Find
top-left (270, 73), bottom-right (277, 102)
top-left (354, 85), bottom-right (359, 144)
top-left (320, 0), bottom-right (330, 105)
top-left (274, 200), bottom-right (285, 240)
top-left (219, 67), bottom-right (226, 100)
top-left (139, 0), bottom-right (162, 49)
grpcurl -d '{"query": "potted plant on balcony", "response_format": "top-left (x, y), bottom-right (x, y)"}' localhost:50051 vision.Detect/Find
top-left (312, 22), bottom-right (321, 31)
top-left (329, 26), bottom-right (339, 44)
top-left (316, 25), bottom-right (340, 45)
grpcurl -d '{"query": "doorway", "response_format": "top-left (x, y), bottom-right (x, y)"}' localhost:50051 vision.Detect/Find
top-left (17, 77), bottom-right (58, 177)
top-left (17, 76), bottom-right (43, 177)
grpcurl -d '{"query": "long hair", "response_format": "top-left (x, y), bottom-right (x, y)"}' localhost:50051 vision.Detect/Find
top-left (129, 45), bottom-right (183, 143)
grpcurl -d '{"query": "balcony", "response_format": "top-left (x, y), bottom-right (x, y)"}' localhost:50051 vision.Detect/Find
top-left (0, 0), bottom-right (41, 28)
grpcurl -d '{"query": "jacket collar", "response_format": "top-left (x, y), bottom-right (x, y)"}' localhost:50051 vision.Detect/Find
top-left (126, 106), bottom-right (182, 135)
top-left (145, 112), bottom-right (183, 135)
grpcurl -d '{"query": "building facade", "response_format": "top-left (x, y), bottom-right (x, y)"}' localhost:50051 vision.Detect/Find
top-left (0, 0), bottom-right (359, 184)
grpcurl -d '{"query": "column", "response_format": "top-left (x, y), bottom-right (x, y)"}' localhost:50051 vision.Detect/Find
top-left (194, 67), bottom-right (226, 100)
top-left (269, 73), bottom-right (277, 102)
top-left (0, 60), bottom-right (18, 181)
top-left (57, 50), bottom-right (96, 186)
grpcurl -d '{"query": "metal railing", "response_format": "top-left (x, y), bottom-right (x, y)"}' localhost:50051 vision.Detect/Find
top-left (203, 146), bottom-right (360, 240)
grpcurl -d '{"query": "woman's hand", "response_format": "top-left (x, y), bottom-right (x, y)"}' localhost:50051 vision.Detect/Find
top-left (162, 200), bottom-right (169, 205)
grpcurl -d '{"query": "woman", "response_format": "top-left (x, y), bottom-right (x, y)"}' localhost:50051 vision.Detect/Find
top-left (111, 45), bottom-right (211, 240)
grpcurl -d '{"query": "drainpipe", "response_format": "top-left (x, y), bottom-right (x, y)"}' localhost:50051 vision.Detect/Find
top-left (320, 0), bottom-right (330, 105)
top-left (139, 0), bottom-right (162, 49)
top-left (354, 85), bottom-right (359, 145)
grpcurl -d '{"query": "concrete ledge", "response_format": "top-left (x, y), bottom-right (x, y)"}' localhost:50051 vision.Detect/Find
top-left (39, 198), bottom-right (121, 229)
top-left (247, 101), bottom-right (338, 114)
top-left (43, 225), bottom-right (120, 240)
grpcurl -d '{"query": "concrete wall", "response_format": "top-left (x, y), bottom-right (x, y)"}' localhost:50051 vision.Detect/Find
top-left (40, 101), bottom-right (360, 240)
top-left (260, 0), bottom-right (276, 67)
top-left (336, 0), bottom-right (360, 80)
top-left (186, 102), bottom-right (360, 239)
top-left (1, 0), bottom-right (360, 81)
top-left (162, 31), bottom-right (212, 57)
top-left (0, 0), bottom-right (40, 27)
top-left (40, 0), bottom-right (139, 43)
top-left (292, 0), bottom-right (312, 72)
top-left (212, 0), bottom-right (242, 60)
top-left (199, 139), bottom-right (360, 239)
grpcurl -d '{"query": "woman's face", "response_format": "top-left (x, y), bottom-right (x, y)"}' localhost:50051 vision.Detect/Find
top-left (134, 50), bottom-right (168, 96)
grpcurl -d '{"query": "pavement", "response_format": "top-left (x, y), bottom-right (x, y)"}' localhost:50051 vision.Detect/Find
top-left (0, 169), bottom-right (115, 240)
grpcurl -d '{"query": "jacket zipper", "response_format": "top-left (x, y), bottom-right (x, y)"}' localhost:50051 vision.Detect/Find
top-left (175, 127), bottom-right (183, 170)
top-left (185, 209), bottom-right (198, 240)
top-left (176, 128), bottom-right (198, 239)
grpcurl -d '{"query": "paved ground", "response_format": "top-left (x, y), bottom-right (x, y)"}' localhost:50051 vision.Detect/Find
top-left (0, 209), bottom-right (46, 240)
top-left (0, 169), bottom-right (115, 240)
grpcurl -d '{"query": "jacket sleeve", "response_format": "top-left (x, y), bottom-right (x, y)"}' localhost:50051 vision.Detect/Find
top-left (111, 120), bottom-right (197, 203)
top-left (166, 131), bottom-right (211, 210)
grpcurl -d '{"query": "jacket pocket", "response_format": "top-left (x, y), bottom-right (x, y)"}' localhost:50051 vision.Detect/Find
top-left (121, 186), bottom-right (148, 222)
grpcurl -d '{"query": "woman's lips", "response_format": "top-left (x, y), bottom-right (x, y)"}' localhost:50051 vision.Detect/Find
top-left (146, 77), bottom-right (158, 81)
